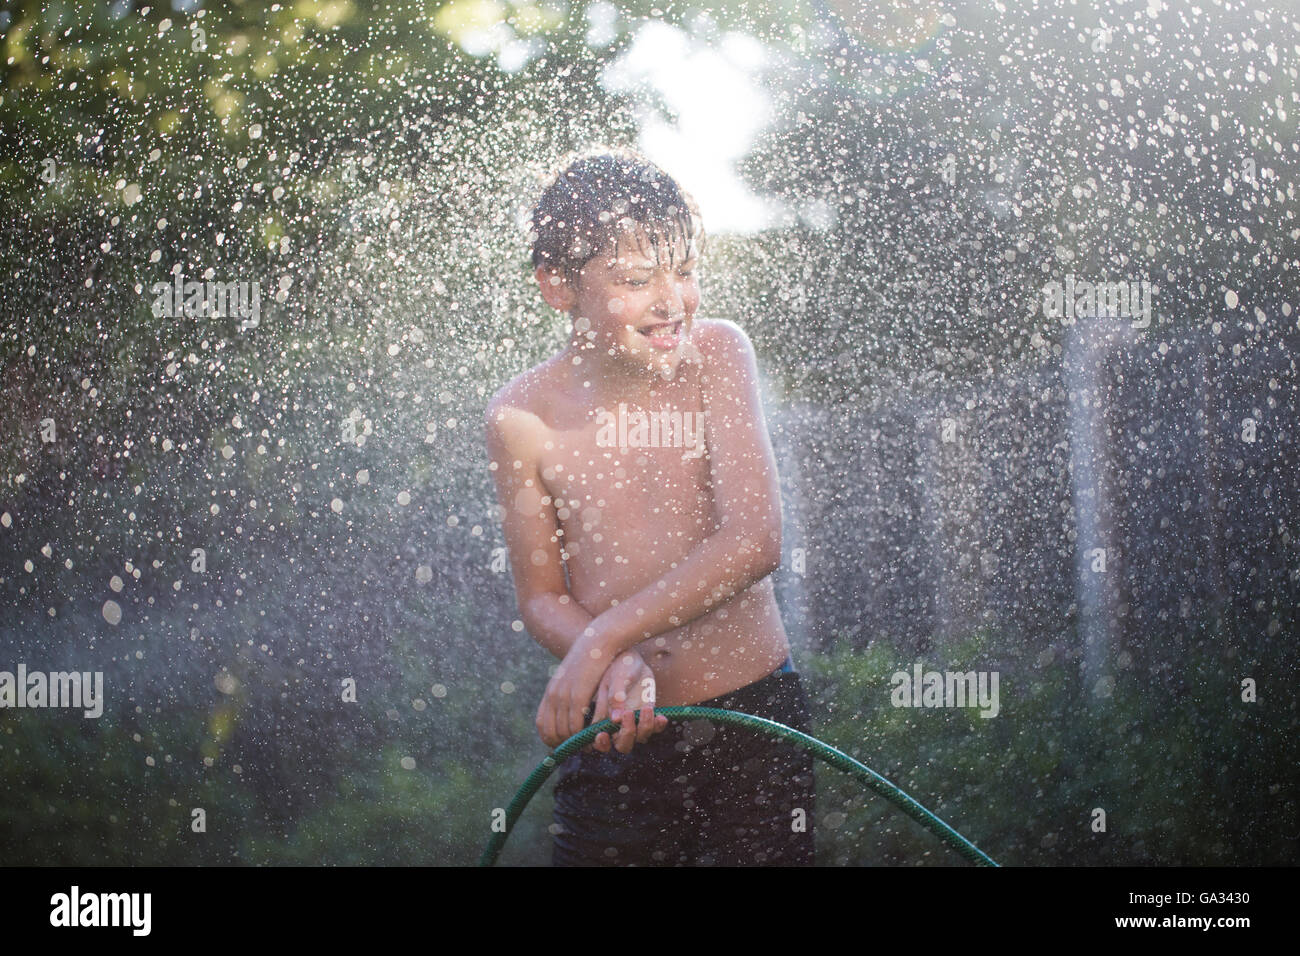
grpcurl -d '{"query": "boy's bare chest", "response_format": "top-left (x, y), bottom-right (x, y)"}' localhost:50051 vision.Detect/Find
top-left (535, 386), bottom-right (717, 547)
top-left (538, 408), bottom-right (711, 508)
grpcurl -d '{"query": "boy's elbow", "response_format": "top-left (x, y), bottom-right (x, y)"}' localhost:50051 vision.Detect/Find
top-left (519, 592), bottom-right (551, 633)
top-left (740, 526), bottom-right (782, 579)
top-left (520, 589), bottom-right (572, 636)
top-left (760, 509), bottom-right (784, 575)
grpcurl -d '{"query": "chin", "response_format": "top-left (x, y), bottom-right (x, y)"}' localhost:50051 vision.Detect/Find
top-left (650, 350), bottom-right (691, 380)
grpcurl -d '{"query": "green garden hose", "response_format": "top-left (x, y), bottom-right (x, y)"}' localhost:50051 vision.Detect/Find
top-left (479, 706), bottom-right (999, 866)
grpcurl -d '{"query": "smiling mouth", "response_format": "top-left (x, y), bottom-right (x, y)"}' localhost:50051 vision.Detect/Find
top-left (636, 320), bottom-right (684, 337)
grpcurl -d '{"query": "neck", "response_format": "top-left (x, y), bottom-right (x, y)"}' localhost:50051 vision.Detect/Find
top-left (558, 336), bottom-right (675, 408)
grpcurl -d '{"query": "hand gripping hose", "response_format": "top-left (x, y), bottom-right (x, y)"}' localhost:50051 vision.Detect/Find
top-left (479, 706), bottom-right (999, 866)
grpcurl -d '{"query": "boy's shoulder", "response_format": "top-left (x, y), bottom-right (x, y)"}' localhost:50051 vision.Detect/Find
top-left (482, 355), bottom-right (558, 456)
top-left (690, 317), bottom-right (753, 360)
top-left (482, 318), bottom-right (755, 441)
top-left (689, 318), bottom-right (760, 386)
top-left (484, 354), bottom-right (554, 417)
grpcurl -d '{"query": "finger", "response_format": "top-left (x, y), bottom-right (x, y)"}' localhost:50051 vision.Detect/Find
top-left (593, 730), bottom-right (611, 753)
top-left (535, 702), bottom-right (549, 748)
top-left (612, 710), bottom-right (632, 753)
top-left (593, 678), bottom-right (611, 727)
top-left (539, 667), bottom-right (565, 747)
top-left (610, 682), bottom-right (629, 719)
top-left (634, 673), bottom-right (657, 744)
top-left (548, 696), bottom-right (565, 749)
top-left (538, 692), bottom-right (559, 750)
top-left (614, 708), bottom-right (636, 754)
top-left (558, 699), bottom-right (574, 745)
top-left (566, 693), bottom-right (589, 745)
top-left (554, 689), bottom-right (572, 744)
top-left (635, 702), bottom-right (656, 745)
top-left (578, 695), bottom-right (595, 742)
top-left (634, 674), bottom-right (657, 744)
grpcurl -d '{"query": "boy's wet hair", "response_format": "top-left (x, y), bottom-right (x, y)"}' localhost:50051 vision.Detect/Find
top-left (529, 147), bottom-right (703, 288)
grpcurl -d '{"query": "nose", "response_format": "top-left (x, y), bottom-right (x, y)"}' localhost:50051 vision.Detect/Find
top-left (652, 271), bottom-right (687, 319)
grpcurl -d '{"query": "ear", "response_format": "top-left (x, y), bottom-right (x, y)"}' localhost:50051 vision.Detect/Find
top-left (535, 266), bottom-right (577, 313)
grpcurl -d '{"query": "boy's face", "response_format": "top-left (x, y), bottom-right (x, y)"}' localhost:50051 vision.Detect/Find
top-left (551, 224), bottom-right (700, 376)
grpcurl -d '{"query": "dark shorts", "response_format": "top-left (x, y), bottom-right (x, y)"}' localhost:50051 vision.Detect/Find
top-left (551, 666), bottom-right (816, 866)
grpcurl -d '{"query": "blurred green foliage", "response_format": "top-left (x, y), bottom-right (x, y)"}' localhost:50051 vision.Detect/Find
top-left (803, 605), bottom-right (1298, 866)
top-left (3, 602), bottom-right (1293, 864)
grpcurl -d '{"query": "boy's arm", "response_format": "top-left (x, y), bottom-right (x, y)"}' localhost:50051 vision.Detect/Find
top-left (484, 397), bottom-right (666, 750)
top-left (539, 321), bottom-right (784, 741)
top-left (483, 398), bottom-right (594, 658)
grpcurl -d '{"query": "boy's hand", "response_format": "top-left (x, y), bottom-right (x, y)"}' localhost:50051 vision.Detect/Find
top-left (536, 638), bottom-right (611, 749)
top-left (589, 650), bottom-right (669, 755)
top-left (535, 643), bottom-right (667, 750)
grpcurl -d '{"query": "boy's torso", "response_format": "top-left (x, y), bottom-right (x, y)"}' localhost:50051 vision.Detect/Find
top-left (499, 319), bottom-right (790, 705)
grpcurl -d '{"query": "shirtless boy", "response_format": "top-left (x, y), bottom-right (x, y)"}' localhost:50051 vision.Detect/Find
top-left (483, 149), bottom-right (815, 866)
